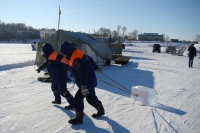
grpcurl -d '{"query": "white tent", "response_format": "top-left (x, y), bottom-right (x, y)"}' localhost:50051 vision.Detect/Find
top-left (35, 30), bottom-right (112, 66)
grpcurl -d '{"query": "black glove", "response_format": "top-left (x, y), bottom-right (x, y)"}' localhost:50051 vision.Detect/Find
top-left (81, 85), bottom-right (89, 96)
top-left (95, 67), bottom-right (102, 74)
top-left (36, 68), bottom-right (41, 73)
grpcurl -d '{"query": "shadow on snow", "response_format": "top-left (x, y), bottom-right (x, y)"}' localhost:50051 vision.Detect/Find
top-left (97, 60), bottom-right (154, 98)
top-left (54, 105), bottom-right (130, 133)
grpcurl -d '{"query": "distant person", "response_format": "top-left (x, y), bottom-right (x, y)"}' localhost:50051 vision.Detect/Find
top-left (36, 43), bottom-right (74, 109)
top-left (31, 41), bottom-right (37, 51)
top-left (188, 43), bottom-right (196, 68)
top-left (60, 41), bottom-right (104, 125)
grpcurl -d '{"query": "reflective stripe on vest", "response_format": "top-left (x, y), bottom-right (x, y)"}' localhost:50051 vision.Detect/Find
top-left (61, 58), bottom-right (69, 65)
top-left (48, 52), bottom-right (69, 65)
top-left (48, 52), bottom-right (58, 60)
top-left (69, 50), bottom-right (84, 66)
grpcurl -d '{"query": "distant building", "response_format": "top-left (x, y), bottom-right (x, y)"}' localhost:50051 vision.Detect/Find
top-left (16, 31), bottom-right (32, 36)
top-left (170, 39), bottom-right (179, 42)
top-left (16, 30), bottom-right (40, 39)
top-left (40, 30), bottom-right (56, 39)
top-left (138, 33), bottom-right (164, 41)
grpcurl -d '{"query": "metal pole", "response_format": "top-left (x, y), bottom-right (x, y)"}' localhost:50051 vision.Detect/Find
top-left (58, 5), bottom-right (61, 30)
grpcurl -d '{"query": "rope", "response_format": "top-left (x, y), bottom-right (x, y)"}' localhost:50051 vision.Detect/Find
top-left (99, 79), bottom-right (133, 95)
top-left (102, 73), bottom-right (138, 97)
top-left (66, 73), bottom-right (138, 97)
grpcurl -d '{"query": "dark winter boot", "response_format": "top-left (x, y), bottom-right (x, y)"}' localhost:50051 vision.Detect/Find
top-left (64, 93), bottom-right (74, 109)
top-left (52, 91), bottom-right (61, 104)
top-left (92, 104), bottom-right (105, 118)
top-left (68, 111), bottom-right (84, 125)
top-left (52, 100), bottom-right (61, 104)
top-left (64, 104), bottom-right (74, 109)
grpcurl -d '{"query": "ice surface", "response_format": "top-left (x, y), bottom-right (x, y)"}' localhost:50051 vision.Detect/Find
top-left (132, 86), bottom-right (158, 106)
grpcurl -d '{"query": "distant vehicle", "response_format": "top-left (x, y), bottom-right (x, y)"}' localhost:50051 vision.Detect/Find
top-left (152, 44), bottom-right (161, 53)
top-left (165, 46), bottom-right (176, 54)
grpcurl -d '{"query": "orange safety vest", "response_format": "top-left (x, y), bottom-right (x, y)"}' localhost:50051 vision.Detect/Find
top-left (69, 50), bottom-right (84, 66)
top-left (48, 52), bottom-right (69, 65)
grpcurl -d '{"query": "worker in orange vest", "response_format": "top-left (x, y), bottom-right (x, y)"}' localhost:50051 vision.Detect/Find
top-left (36, 43), bottom-right (74, 109)
top-left (60, 41), bottom-right (104, 125)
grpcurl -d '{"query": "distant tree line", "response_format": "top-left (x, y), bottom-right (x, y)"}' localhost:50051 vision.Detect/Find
top-left (0, 21), bottom-right (139, 41)
top-left (94, 25), bottom-right (199, 42)
top-left (1, 20), bottom-right (199, 42)
top-left (0, 20), bottom-right (55, 41)
top-left (93, 25), bottom-right (139, 40)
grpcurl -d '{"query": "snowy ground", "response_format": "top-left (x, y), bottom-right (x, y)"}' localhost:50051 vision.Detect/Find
top-left (0, 43), bottom-right (200, 133)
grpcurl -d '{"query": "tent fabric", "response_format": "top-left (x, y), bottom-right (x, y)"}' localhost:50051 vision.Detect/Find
top-left (105, 38), bottom-right (123, 55)
top-left (35, 30), bottom-right (112, 66)
top-left (108, 38), bottom-right (123, 55)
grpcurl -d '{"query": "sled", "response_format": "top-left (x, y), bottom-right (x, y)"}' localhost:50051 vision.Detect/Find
top-left (114, 56), bottom-right (130, 64)
top-left (38, 73), bottom-right (53, 83)
top-left (37, 73), bottom-right (72, 83)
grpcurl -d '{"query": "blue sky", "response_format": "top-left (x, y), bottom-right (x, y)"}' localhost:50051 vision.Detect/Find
top-left (1, 0), bottom-right (200, 41)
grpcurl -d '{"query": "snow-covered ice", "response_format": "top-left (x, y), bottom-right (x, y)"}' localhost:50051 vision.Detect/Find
top-left (0, 43), bottom-right (200, 133)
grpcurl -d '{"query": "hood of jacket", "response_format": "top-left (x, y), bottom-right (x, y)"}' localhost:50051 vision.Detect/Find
top-left (42, 43), bottom-right (54, 58)
top-left (60, 41), bottom-right (77, 60)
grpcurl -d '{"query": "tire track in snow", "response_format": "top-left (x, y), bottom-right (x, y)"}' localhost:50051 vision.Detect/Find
top-left (153, 109), bottom-right (179, 133)
top-left (0, 60), bottom-right (35, 71)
